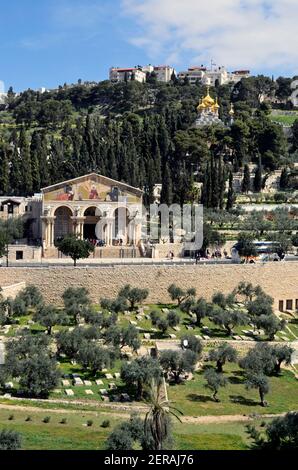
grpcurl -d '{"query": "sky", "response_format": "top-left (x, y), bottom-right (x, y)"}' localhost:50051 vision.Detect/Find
top-left (0, 0), bottom-right (298, 92)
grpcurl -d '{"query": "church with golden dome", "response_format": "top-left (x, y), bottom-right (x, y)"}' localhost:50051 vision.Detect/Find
top-left (195, 87), bottom-right (225, 127)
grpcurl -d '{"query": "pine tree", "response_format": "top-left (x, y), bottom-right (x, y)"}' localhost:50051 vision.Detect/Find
top-left (242, 164), bottom-right (251, 193)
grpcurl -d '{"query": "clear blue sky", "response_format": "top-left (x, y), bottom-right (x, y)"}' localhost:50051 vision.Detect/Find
top-left (1, 0), bottom-right (297, 92)
top-left (0, 0), bottom-right (148, 91)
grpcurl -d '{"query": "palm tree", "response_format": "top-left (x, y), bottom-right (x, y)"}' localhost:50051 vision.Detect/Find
top-left (144, 380), bottom-right (183, 450)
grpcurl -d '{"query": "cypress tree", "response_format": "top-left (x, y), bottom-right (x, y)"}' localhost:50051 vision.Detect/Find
top-left (0, 149), bottom-right (10, 195)
top-left (10, 145), bottom-right (22, 195)
top-left (279, 168), bottom-right (289, 190)
top-left (30, 131), bottom-right (41, 192)
top-left (242, 164), bottom-right (251, 193)
top-left (39, 133), bottom-right (50, 188)
top-left (226, 171), bottom-right (235, 211)
top-left (19, 128), bottom-right (33, 195)
top-left (254, 157), bottom-right (263, 193)
top-left (160, 163), bottom-right (173, 205)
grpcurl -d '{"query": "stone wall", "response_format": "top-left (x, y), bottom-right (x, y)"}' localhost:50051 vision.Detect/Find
top-left (1, 282), bottom-right (26, 300)
top-left (0, 263), bottom-right (297, 307)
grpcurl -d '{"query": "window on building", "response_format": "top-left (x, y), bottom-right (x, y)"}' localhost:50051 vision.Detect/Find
top-left (279, 300), bottom-right (284, 312)
top-left (8, 204), bottom-right (14, 214)
top-left (295, 299), bottom-right (298, 311)
top-left (286, 299), bottom-right (293, 311)
top-left (16, 251), bottom-right (23, 261)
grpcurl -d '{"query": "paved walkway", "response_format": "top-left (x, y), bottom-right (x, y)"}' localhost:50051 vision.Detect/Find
top-left (0, 403), bottom-right (289, 425)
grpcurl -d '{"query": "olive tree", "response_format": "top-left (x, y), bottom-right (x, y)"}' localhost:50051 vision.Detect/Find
top-left (119, 285), bottom-right (149, 310)
top-left (167, 284), bottom-right (196, 306)
top-left (204, 368), bottom-right (227, 402)
top-left (209, 343), bottom-right (238, 373)
top-left (159, 350), bottom-right (197, 384)
top-left (245, 373), bottom-right (269, 407)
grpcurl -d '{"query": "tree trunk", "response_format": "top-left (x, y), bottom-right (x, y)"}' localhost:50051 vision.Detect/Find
top-left (217, 360), bottom-right (223, 373)
top-left (47, 326), bottom-right (52, 335)
top-left (259, 388), bottom-right (267, 407)
top-left (74, 258), bottom-right (77, 267)
top-left (213, 390), bottom-right (219, 402)
top-left (137, 380), bottom-right (143, 400)
top-left (274, 360), bottom-right (282, 374)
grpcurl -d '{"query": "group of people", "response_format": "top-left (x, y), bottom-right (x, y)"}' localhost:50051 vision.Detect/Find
top-left (85, 238), bottom-right (106, 247)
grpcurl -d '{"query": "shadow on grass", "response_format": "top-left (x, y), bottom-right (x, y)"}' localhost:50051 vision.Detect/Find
top-left (228, 376), bottom-right (244, 385)
top-left (186, 393), bottom-right (214, 403)
top-left (229, 395), bottom-right (259, 407)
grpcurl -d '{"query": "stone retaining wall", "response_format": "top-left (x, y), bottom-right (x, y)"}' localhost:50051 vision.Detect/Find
top-left (1, 282), bottom-right (26, 300)
top-left (0, 263), bottom-right (297, 307)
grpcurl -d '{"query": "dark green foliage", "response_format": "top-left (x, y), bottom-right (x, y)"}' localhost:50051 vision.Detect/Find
top-left (62, 287), bottom-right (90, 324)
top-left (34, 304), bottom-right (60, 335)
top-left (181, 334), bottom-right (203, 355)
top-left (191, 298), bottom-right (208, 327)
top-left (0, 429), bottom-right (22, 450)
top-left (57, 235), bottom-right (94, 266)
top-left (118, 285), bottom-right (149, 310)
top-left (236, 232), bottom-right (257, 259)
top-left (242, 164), bottom-right (251, 193)
top-left (101, 420), bottom-right (110, 428)
top-left (167, 310), bottom-right (180, 328)
top-left (210, 305), bottom-right (248, 336)
top-left (17, 285), bottom-right (43, 308)
top-left (247, 412), bottom-right (298, 449)
top-left (204, 368), bottom-right (228, 402)
top-left (245, 373), bottom-right (269, 407)
top-left (209, 343), bottom-right (238, 372)
top-left (120, 357), bottom-right (162, 400)
top-left (156, 317), bottom-right (169, 335)
top-left (106, 414), bottom-right (146, 450)
top-left (167, 284), bottom-right (196, 306)
top-left (159, 350), bottom-right (198, 384)
top-left (3, 333), bottom-right (59, 398)
top-left (239, 343), bottom-right (276, 376)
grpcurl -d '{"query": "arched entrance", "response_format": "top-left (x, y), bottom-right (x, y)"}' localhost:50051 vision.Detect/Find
top-left (54, 207), bottom-right (73, 241)
top-left (83, 207), bottom-right (102, 241)
top-left (114, 207), bottom-right (130, 245)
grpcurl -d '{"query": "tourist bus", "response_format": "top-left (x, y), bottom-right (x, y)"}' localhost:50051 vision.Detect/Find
top-left (231, 241), bottom-right (284, 263)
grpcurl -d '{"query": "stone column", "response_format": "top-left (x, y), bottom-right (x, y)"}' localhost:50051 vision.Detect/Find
top-left (71, 217), bottom-right (86, 240)
top-left (41, 216), bottom-right (55, 249)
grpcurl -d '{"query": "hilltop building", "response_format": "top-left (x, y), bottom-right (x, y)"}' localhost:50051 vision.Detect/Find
top-left (109, 65), bottom-right (176, 83)
top-left (109, 67), bottom-right (147, 83)
top-left (178, 66), bottom-right (250, 86)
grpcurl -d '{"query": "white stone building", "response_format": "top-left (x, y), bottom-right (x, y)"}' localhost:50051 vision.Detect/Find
top-left (109, 67), bottom-right (146, 83)
top-left (153, 65), bottom-right (175, 83)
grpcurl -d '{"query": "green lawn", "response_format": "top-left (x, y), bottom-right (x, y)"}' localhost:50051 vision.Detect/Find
top-left (0, 407), bottom-right (258, 450)
top-left (168, 363), bottom-right (298, 417)
top-left (270, 113), bottom-right (298, 125)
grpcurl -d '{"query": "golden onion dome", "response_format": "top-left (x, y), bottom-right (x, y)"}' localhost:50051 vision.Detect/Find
top-left (202, 94), bottom-right (215, 107)
top-left (213, 98), bottom-right (220, 109)
top-left (197, 99), bottom-right (206, 111)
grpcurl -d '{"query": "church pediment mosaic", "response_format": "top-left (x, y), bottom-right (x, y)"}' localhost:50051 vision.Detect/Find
top-left (42, 174), bottom-right (142, 204)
